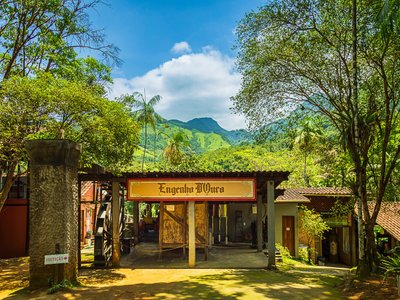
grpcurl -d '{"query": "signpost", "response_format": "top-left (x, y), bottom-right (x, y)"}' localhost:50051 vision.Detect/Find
top-left (44, 254), bottom-right (69, 265)
top-left (44, 250), bottom-right (69, 284)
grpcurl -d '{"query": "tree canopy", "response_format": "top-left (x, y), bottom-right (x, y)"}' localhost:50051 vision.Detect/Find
top-left (0, 1), bottom-right (138, 212)
top-left (233, 0), bottom-right (400, 274)
top-left (0, 74), bottom-right (140, 211)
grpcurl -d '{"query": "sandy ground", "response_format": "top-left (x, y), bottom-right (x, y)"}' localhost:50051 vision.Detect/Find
top-left (1, 246), bottom-right (397, 299)
top-left (0, 255), bottom-right (351, 299)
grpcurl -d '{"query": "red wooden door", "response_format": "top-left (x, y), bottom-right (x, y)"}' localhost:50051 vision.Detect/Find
top-left (282, 216), bottom-right (295, 256)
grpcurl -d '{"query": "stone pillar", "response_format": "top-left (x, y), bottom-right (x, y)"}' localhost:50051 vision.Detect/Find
top-left (27, 140), bottom-right (81, 288)
top-left (267, 181), bottom-right (276, 268)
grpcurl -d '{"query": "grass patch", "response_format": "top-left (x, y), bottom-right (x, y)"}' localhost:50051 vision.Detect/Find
top-left (47, 279), bottom-right (81, 294)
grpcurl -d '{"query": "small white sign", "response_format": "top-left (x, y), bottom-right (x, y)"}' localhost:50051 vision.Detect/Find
top-left (44, 254), bottom-right (69, 265)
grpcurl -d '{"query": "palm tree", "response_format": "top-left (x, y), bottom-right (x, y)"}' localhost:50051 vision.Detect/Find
top-left (293, 119), bottom-right (322, 187)
top-left (119, 92), bottom-right (161, 171)
top-left (162, 131), bottom-right (190, 167)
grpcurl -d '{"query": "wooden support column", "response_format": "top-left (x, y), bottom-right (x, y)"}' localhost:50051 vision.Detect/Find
top-left (112, 182), bottom-right (121, 267)
top-left (257, 194), bottom-right (263, 252)
top-left (133, 202), bottom-right (139, 243)
top-left (267, 180), bottom-right (275, 268)
top-left (188, 201), bottom-right (196, 267)
top-left (218, 204), bottom-right (222, 243)
top-left (224, 204), bottom-right (228, 244)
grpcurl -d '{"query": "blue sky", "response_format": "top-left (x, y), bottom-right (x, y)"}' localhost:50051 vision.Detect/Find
top-left (89, 0), bottom-right (264, 130)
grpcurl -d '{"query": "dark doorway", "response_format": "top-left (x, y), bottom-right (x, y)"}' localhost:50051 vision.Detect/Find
top-left (282, 216), bottom-right (295, 256)
top-left (234, 210), bottom-right (243, 242)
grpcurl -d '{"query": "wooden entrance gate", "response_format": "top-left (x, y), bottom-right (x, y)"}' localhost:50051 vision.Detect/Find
top-left (159, 202), bottom-right (208, 259)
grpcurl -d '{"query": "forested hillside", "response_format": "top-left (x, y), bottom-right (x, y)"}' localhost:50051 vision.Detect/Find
top-left (131, 112), bottom-right (351, 189)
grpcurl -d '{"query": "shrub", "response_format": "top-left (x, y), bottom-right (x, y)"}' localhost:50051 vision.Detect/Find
top-left (380, 254), bottom-right (400, 278)
top-left (298, 247), bottom-right (308, 263)
top-left (276, 243), bottom-right (291, 261)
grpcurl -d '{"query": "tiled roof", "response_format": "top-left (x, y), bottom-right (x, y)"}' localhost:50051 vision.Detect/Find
top-left (275, 189), bottom-right (310, 203)
top-left (291, 187), bottom-right (353, 196)
top-left (367, 202), bottom-right (400, 241)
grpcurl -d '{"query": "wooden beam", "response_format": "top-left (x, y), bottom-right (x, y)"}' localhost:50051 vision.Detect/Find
top-left (188, 201), bottom-right (196, 267)
top-left (112, 182), bottom-right (121, 267)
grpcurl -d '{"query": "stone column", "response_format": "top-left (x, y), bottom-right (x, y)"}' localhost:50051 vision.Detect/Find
top-left (27, 140), bottom-right (81, 288)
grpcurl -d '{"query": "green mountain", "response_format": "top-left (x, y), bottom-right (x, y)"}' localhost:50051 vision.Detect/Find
top-left (168, 117), bottom-right (251, 144)
top-left (135, 117), bottom-right (252, 162)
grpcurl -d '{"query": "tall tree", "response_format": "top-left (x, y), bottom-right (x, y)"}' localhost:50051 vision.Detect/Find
top-left (0, 0), bottom-right (120, 212)
top-left (0, 74), bottom-right (140, 212)
top-left (0, 0), bottom-right (119, 80)
top-left (233, 0), bottom-right (400, 275)
top-left (292, 119), bottom-right (322, 187)
top-left (119, 92), bottom-right (161, 172)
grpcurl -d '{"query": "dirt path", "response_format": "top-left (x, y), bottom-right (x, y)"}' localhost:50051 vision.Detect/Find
top-left (1, 257), bottom-right (348, 299)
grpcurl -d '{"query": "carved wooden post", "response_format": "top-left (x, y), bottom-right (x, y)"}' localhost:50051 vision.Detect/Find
top-left (27, 140), bottom-right (81, 288)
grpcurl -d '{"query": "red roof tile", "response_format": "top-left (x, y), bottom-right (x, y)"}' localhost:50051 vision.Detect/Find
top-left (368, 202), bottom-right (400, 241)
top-left (275, 189), bottom-right (310, 203)
top-left (291, 187), bottom-right (353, 196)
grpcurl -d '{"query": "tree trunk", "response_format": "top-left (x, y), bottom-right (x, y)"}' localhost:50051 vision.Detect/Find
top-left (303, 153), bottom-right (309, 187)
top-left (364, 221), bottom-right (378, 272)
top-left (0, 161), bottom-right (18, 213)
top-left (153, 128), bottom-right (157, 164)
top-left (351, 0), bottom-right (370, 279)
top-left (141, 124), bottom-right (147, 172)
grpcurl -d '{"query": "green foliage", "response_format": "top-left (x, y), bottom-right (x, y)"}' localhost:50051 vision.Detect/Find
top-left (298, 247), bottom-right (309, 263)
top-left (380, 254), bottom-right (400, 279)
top-left (162, 131), bottom-right (191, 166)
top-left (300, 205), bottom-right (330, 244)
top-left (118, 92), bottom-right (162, 171)
top-left (0, 0), bottom-right (121, 212)
top-left (0, 0), bottom-right (119, 80)
top-left (276, 243), bottom-right (291, 261)
top-left (299, 205), bottom-right (330, 262)
top-left (47, 279), bottom-right (78, 294)
top-left (0, 74), bottom-right (140, 174)
top-left (77, 99), bottom-right (140, 173)
top-left (233, 0), bottom-right (400, 272)
top-left (329, 199), bottom-right (354, 219)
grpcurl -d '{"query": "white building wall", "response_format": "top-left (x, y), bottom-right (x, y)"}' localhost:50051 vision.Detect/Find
top-left (274, 203), bottom-right (299, 257)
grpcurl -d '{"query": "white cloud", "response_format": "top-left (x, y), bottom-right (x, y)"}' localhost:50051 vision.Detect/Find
top-left (109, 47), bottom-right (247, 130)
top-left (171, 41), bottom-right (192, 54)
